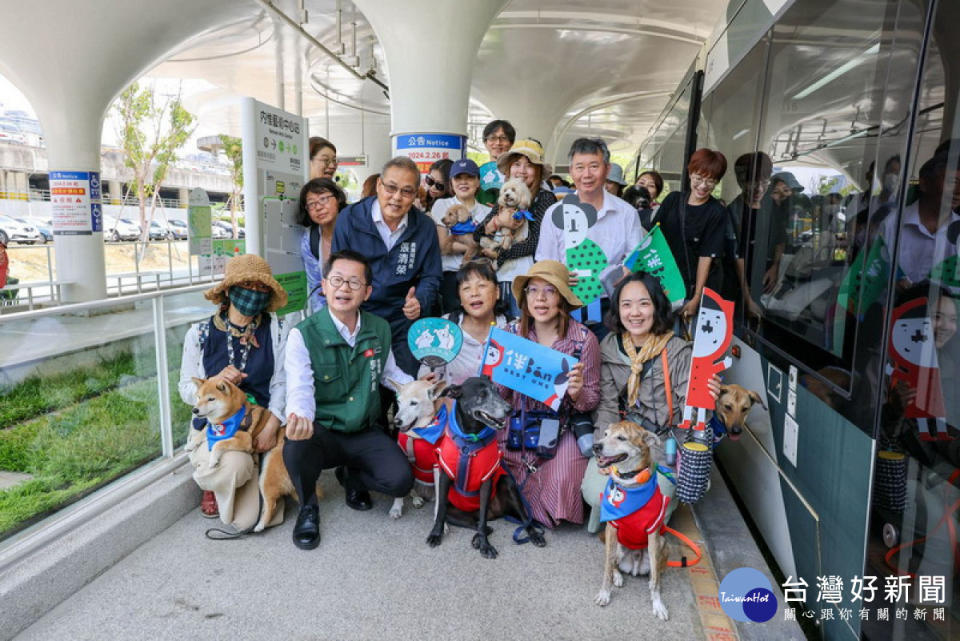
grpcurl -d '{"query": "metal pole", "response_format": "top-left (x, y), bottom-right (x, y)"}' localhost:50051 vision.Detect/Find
top-left (45, 244), bottom-right (53, 291)
top-left (152, 296), bottom-right (174, 458)
top-left (167, 239), bottom-right (173, 285)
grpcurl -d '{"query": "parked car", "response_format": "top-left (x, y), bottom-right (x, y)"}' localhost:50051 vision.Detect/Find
top-left (107, 217), bottom-right (141, 242)
top-left (166, 219), bottom-right (188, 240)
top-left (0, 214), bottom-right (42, 245)
top-left (16, 217), bottom-right (51, 243)
top-left (212, 220), bottom-right (244, 239)
top-left (148, 220), bottom-right (171, 241)
top-left (211, 223), bottom-right (230, 239)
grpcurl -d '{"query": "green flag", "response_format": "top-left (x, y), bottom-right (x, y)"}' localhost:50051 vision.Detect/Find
top-left (832, 235), bottom-right (888, 354)
top-left (928, 255), bottom-right (960, 289)
top-left (624, 224), bottom-right (685, 305)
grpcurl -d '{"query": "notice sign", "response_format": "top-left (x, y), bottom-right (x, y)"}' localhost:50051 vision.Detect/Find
top-left (255, 103), bottom-right (305, 176)
top-left (50, 170), bottom-right (102, 235)
top-left (393, 133), bottom-right (465, 173)
top-left (187, 188), bottom-right (212, 256)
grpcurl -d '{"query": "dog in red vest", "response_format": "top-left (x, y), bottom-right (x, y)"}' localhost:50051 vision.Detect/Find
top-left (427, 376), bottom-right (546, 559)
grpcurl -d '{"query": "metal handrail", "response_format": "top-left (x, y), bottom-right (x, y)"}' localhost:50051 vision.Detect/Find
top-left (0, 282), bottom-right (212, 322)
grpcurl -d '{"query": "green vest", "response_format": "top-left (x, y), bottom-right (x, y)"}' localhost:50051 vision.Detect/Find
top-left (296, 308), bottom-right (392, 433)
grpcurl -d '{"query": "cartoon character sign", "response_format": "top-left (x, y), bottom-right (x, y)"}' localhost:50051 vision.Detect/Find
top-left (481, 337), bottom-right (505, 378)
top-left (552, 194), bottom-right (608, 305)
top-left (679, 288), bottom-right (734, 432)
top-left (887, 297), bottom-right (947, 441)
top-left (407, 318), bottom-right (464, 369)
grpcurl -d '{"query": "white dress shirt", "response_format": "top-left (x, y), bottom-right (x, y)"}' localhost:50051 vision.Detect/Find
top-left (880, 202), bottom-right (960, 284)
top-left (284, 310), bottom-right (413, 422)
top-left (535, 189), bottom-right (643, 295)
top-left (371, 199), bottom-right (408, 251)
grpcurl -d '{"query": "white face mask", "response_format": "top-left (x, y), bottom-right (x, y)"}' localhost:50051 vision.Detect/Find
top-left (882, 173), bottom-right (900, 195)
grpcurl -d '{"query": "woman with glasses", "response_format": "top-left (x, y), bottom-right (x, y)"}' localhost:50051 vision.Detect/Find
top-left (424, 158), bottom-right (452, 213)
top-left (475, 139), bottom-right (554, 317)
top-left (297, 178), bottom-right (347, 315)
top-left (417, 259), bottom-right (510, 385)
top-left (656, 148), bottom-right (728, 321)
top-left (178, 254), bottom-right (290, 529)
top-left (496, 260), bottom-right (601, 528)
top-left (430, 159), bottom-right (491, 313)
top-left (309, 137), bottom-right (338, 180)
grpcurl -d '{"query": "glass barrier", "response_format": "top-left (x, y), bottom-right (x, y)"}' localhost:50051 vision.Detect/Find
top-left (0, 298), bottom-right (164, 540)
top-left (163, 288), bottom-right (215, 449)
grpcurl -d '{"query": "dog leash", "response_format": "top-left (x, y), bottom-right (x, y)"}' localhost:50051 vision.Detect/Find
top-left (204, 453), bottom-right (265, 541)
top-left (883, 470), bottom-right (960, 577)
top-left (663, 524), bottom-right (703, 568)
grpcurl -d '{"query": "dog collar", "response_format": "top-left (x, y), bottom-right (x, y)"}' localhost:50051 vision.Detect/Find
top-left (205, 405), bottom-right (246, 451)
top-left (512, 209), bottom-right (535, 221)
top-left (447, 401), bottom-right (496, 446)
top-left (612, 466), bottom-right (652, 483)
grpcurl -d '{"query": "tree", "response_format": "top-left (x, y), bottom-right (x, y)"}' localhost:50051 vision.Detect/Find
top-left (114, 82), bottom-right (196, 241)
top-left (219, 134), bottom-right (243, 238)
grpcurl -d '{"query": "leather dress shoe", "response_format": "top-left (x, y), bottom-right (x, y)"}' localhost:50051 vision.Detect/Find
top-left (335, 466), bottom-right (373, 511)
top-left (292, 505), bottom-right (320, 550)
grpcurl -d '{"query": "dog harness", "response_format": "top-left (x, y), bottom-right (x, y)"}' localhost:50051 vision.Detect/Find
top-left (436, 401), bottom-right (505, 513)
top-left (205, 405), bottom-right (248, 451)
top-left (600, 474), bottom-right (670, 550)
top-left (397, 406), bottom-right (448, 484)
top-left (450, 220), bottom-right (479, 235)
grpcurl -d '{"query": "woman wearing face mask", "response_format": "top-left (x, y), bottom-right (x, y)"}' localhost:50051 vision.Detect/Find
top-left (178, 254), bottom-right (290, 530)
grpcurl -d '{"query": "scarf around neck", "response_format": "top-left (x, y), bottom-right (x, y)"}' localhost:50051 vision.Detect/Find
top-left (622, 331), bottom-right (673, 408)
top-left (213, 309), bottom-right (262, 349)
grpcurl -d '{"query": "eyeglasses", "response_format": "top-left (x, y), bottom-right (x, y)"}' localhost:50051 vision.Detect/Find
top-left (424, 176), bottom-right (446, 190)
top-left (485, 135), bottom-right (511, 144)
top-left (326, 275), bottom-right (365, 291)
top-left (524, 285), bottom-right (558, 298)
top-left (380, 181), bottom-right (418, 199)
top-left (305, 194), bottom-right (333, 210)
top-left (690, 174), bottom-right (718, 189)
top-left (312, 155), bottom-right (337, 165)
top-left (237, 280), bottom-right (271, 292)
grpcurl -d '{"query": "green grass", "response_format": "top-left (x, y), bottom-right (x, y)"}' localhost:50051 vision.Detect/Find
top-left (0, 346), bottom-right (195, 537)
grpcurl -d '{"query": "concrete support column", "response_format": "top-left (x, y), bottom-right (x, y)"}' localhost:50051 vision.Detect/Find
top-left (351, 0), bottom-right (507, 172)
top-left (0, 170), bottom-right (9, 199)
top-left (108, 180), bottom-right (124, 205)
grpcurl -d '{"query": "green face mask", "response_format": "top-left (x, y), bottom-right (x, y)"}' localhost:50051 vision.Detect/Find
top-left (228, 286), bottom-right (271, 317)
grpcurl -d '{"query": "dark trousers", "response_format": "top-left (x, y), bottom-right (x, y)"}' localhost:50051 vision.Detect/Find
top-left (440, 271), bottom-right (460, 315)
top-left (283, 424), bottom-right (413, 508)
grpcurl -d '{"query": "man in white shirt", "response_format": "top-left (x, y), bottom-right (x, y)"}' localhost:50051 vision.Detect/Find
top-left (284, 250), bottom-right (418, 550)
top-left (880, 151), bottom-right (960, 285)
top-left (535, 138), bottom-right (643, 325)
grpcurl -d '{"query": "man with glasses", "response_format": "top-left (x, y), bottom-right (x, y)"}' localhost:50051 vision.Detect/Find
top-left (478, 119), bottom-right (516, 205)
top-left (283, 249), bottom-right (418, 549)
top-left (535, 137), bottom-right (643, 331)
top-left (332, 156), bottom-right (442, 376)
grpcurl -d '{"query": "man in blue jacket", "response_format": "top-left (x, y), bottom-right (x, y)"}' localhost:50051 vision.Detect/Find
top-left (332, 156), bottom-right (442, 375)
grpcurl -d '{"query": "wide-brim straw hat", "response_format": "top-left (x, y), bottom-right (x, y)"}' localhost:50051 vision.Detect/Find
top-left (512, 260), bottom-right (583, 311)
top-left (204, 254), bottom-right (288, 312)
top-left (497, 138), bottom-right (545, 175)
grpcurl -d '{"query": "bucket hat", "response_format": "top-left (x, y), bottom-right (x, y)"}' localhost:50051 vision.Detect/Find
top-left (512, 260), bottom-right (584, 311)
top-left (607, 164), bottom-right (627, 186)
top-left (204, 253), bottom-right (288, 312)
top-left (497, 139), bottom-right (545, 175)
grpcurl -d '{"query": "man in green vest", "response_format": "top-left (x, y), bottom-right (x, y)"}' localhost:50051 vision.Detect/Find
top-left (283, 249), bottom-right (417, 550)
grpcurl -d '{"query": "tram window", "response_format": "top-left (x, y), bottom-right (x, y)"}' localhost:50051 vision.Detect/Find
top-left (749, 0), bottom-right (906, 377)
top-left (696, 38), bottom-right (769, 317)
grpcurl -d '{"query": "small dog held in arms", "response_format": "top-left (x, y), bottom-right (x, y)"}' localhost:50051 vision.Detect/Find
top-left (186, 377), bottom-right (296, 532)
top-left (479, 178), bottom-right (533, 258)
top-left (593, 421), bottom-right (671, 620)
top-left (428, 377), bottom-right (546, 559)
top-left (389, 377), bottom-right (448, 519)
top-left (440, 203), bottom-right (480, 262)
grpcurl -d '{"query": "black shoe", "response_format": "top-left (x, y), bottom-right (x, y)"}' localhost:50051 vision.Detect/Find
top-left (344, 486), bottom-right (373, 511)
top-left (292, 505), bottom-right (320, 550)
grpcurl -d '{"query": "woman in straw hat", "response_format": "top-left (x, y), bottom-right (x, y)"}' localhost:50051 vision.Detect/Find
top-left (496, 260), bottom-right (601, 527)
top-left (474, 138), bottom-right (555, 317)
top-left (178, 254), bottom-right (290, 529)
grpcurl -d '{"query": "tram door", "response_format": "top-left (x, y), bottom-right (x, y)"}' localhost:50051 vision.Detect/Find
top-left (694, 0), bottom-right (959, 639)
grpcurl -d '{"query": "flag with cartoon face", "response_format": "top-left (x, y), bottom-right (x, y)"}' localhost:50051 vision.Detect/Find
top-left (482, 326), bottom-right (578, 411)
top-left (553, 194), bottom-right (608, 305)
top-left (887, 297), bottom-right (945, 419)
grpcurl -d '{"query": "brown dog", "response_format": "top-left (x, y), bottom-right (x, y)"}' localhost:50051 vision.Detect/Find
top-left (593, 421), bottom-right (670, 620)
top-left (715, 383), bottom-right (766, 439)
top-left (186, 377), bottom-right (297, 532)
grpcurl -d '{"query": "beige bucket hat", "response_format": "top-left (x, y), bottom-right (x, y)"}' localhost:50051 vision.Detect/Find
top-left (512, 260), bottom-right (584, 311)
top-left (203, 254), bottom-right (288, 312)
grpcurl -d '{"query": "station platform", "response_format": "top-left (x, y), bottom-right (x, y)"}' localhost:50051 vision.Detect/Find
top-left (3, 460), bottom-right (805, 641)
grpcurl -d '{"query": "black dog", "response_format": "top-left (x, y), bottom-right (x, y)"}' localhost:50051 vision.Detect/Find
top-left (427, 376), bottom-right (546, 558)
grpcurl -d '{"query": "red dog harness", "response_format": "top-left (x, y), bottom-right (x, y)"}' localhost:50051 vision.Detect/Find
top-left (398, 433), bottom-right (438, 484)
top-left (435, 403), bottom-right (505, 512)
